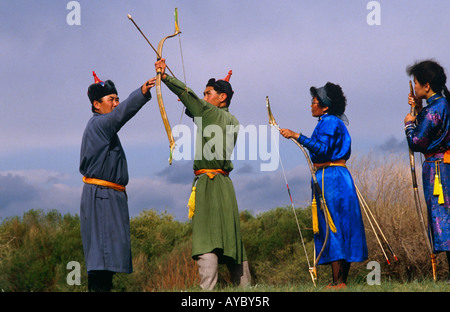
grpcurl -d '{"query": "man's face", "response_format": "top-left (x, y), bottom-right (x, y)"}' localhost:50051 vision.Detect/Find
top-left (203, 86), bottom-right (226, 108)
top-left (94, 94), bottom-right (119, 114)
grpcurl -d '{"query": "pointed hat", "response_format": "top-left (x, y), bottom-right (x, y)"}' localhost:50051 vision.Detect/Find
top-left (87, 71), bottom-right (118, 104)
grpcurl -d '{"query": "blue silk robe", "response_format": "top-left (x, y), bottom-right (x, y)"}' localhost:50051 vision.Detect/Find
top-left (297, 114), bottom-right (368, 264)
top-left (79, 88), bottom-right (151, 273)
top-left (405, 94), bottom-right (450, 252)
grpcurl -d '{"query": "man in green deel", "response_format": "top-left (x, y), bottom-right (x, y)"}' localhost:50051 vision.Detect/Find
top-left (155, 59), bottom-right (251, 290)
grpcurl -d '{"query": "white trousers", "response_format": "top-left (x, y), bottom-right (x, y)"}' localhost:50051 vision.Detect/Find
top-left (197, 253), bottom-right (251, 290)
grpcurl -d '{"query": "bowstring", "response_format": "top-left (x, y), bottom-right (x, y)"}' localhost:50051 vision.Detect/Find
top-left (269, 124), bottom-right (313, 271)
top-left (177, 21), bottom-right (186, 126)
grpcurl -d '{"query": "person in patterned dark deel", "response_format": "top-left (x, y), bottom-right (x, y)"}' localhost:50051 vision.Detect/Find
top-left (404, 60), bottom-right (450, 283)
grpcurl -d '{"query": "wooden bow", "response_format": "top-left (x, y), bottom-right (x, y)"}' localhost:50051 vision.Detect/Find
top-left (266, 96), bottom-right (331, 285)
top-left (407, 80), bottom-right (437, 281)
top-left (154, 9), bottom-right (181, 165)
top-left (128, 9), bottom-right (181, 165)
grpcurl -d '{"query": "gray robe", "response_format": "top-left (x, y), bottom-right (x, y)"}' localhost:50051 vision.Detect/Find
top-left (79, 88), bottom-right (150, 273)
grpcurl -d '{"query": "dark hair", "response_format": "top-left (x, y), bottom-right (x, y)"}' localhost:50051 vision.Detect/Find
top-left (406, 60), bottom-right (450, 99)
top-left (311, 82), bottom-right (347, 116)
top-left (206, 78), bottom-right (234, 107)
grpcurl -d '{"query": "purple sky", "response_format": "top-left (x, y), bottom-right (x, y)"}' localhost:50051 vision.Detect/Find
top-left (1, 0), bottom-right (449, 220)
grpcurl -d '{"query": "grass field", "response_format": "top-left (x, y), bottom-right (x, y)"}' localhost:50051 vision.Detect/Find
top-left (161, 278), bottom-right (449, 292)
top-left (241, 280), bottom-right (449, 292)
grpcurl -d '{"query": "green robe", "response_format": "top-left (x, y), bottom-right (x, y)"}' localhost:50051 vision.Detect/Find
top-left (163, 75), bottom-right (247, 264)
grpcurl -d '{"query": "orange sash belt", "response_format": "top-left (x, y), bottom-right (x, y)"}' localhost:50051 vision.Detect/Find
top-left (187, 169), bottom-right (230, 219)
top-left (82, 176), bottom-right (126, 192)
top-left (194, 169), bottom-right (229, 179)
top-left (424, 149), bottom-right (450, 164)
top-left (313, 159), bottom-right (346, 170)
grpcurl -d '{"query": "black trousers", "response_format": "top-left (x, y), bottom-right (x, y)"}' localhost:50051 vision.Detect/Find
top-left (88, 270), bottom-right (115, 292)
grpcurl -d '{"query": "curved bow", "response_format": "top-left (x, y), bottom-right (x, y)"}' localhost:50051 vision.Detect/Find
top-left (266, 96), bottom-right (330, 285)
top-left (155, 8), bottom-right (181, 165)
top-left (127, 9), bottom-right (182, 165)
top-left (407, 81), bottom-right (437, 281)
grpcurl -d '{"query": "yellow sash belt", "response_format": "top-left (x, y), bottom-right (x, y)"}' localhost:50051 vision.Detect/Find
top-left (311, 161), bottom-right (346, 234)
top-left (82, 176), bottom-right (126, 192)
top-left (187, 169), bottom-right (229, 219)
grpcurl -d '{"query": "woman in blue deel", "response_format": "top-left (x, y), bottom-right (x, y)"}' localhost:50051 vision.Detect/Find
top-left (280, 82), bottom-right (368, 288)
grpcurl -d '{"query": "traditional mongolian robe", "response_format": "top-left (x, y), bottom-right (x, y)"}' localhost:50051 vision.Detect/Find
top-left (297, 114), bottom-right (368, 265)
top-left (162, 75), bottom-right (247, 264)
top-left (405, 94), bottom-right (450, 253)
top-left (79, 88), bottom-right (151, 273)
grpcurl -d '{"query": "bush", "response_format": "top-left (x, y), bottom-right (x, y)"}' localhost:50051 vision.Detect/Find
top-left (114, 210), bottom-right (194, 291)
top-left (0, 209), bottom-right (84, 291)
top-left (1, 152), bottom-right (448, 291)
top-left (240, 207), bottom-right (323, 285)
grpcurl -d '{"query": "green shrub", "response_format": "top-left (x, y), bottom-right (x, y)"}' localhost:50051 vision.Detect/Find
top-left (0, 209), bottom-right (84, 291)
top-left (240, 207), bottom-right (322, 285)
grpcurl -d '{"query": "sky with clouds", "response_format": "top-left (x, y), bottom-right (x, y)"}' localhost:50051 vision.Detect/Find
top-left (1, 0), bottom-right (449, 221)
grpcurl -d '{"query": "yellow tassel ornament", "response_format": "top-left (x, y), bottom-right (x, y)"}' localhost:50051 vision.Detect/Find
top-left (438, 186), bottom-right (445, 205)
top-left (434, 162), bottom-right (445, 205)
top-left (187, 186), bottom-right (196, 219)
top-left (311, 194), bottom-right (337, 234)
top-left (312, 196), bottom-right (319, 234)
top-left (433, 173), bottom-right (440, 195)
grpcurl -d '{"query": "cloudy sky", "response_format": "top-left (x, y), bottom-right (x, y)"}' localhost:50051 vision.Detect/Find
top-left (1, 0), bottom-right (449, 221)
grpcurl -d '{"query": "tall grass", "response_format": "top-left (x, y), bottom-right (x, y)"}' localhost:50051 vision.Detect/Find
top-left (111, 210), bottom-right (196, 292)
top-left (0, 154), bottom-right (448, 291)
top-left (348, 152), bottom-right (448, 281)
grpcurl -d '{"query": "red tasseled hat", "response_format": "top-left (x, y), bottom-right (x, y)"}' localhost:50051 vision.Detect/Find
top-left (92, 71), bottom-right (103, 85)
top-left (223, 70), bottom-right (232, 82)
top-left (206, 70), bottom-right (234, 103)
top-left (87, 71), bottom-right (118, 104)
